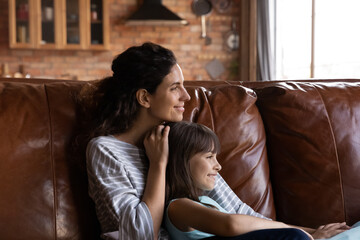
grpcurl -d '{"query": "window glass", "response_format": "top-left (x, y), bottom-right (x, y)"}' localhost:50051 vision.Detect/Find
top-left (275, 0), bottom-right (360, 79)
top-left (314, 0), bottom-right (360, 78)
top-left (16, 0), bottom-right (30, 43)
top-left (275, 0), bottom-right (312, 79)
top-left (66, 0), bottom-right (80, 44)
top-left (90, 0), bottom-right (103, 45)
top-left (41, 0), bottom-right (55, 44)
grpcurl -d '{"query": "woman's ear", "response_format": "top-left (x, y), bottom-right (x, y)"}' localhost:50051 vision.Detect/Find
top-left (136, 89), bottom-right (151, 108)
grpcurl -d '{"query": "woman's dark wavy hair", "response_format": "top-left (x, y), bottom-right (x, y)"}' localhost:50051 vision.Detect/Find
top-left (82, 42), bottom-right (177, 139)
top-left (165, 121), bottom-right (221, 205)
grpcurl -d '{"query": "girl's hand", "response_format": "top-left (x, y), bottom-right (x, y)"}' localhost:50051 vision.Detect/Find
top-left (312, 222), bottom-right (350, 239)
top-left (143, 125), bottom-right (170, 167)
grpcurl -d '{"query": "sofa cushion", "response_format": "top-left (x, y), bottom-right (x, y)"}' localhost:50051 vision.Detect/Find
top-left (183, 83), bottom-right (275, 219)
top-left (45, 82), bottom-right (100, 239)
top-left (0, 81), bottom-right (100, 239)
top-left (255, 81), bottom-right (360, 227)
top-left (0, 82), bottom-right (55, 239)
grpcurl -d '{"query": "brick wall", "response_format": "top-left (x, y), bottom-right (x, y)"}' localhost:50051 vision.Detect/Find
top-left (0, 0), bottom-right (241, 81)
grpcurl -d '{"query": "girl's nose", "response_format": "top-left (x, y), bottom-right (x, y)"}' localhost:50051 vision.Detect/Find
top-left (214, 160), bottom-right (222, 172)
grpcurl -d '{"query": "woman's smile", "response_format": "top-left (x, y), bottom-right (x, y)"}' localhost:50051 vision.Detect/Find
top-left (174, 105), bottom-right (185, 112)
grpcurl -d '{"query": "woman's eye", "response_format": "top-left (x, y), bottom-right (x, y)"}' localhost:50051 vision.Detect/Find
top-left (170, 86), bottom-right (178, 91)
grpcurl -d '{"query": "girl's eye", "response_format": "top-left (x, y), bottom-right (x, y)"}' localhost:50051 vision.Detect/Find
top-left (170, 86), bottom-right (179, 91)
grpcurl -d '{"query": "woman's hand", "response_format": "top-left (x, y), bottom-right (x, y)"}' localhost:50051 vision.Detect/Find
top-left (311, 222), bottom-right (350, 239)
top-left (143, 125), bottom-right (170, 167)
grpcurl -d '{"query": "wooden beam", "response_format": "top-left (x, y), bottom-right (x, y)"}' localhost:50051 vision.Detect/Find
top-left (249, 0), bottom-right (257, 81)
top-left (239, 0), bottom-right (257, 81)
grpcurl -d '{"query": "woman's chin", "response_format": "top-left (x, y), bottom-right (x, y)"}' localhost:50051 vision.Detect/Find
top-left (167, 115), bottom-right (184, 122)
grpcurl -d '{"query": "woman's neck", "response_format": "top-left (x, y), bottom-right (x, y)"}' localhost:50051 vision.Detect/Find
top-left (114, 112), bottom-right (162, 148)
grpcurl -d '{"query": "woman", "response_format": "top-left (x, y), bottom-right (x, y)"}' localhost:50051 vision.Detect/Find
top-left (84, 42), bottom-right (348, 240)
top-left (85, 42), bottom-right (189, 239)
top-left (164, 121), bottom-right (359, 240)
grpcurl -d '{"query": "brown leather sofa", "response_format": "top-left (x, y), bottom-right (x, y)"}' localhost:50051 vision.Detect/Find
top-left (1, 78), bottom-right (359, 239)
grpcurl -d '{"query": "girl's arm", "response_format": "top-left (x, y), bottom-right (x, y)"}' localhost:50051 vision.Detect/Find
top-left (292, 223), bottom-right (349, 239)
top-left (142, 125), bottom-right (170, 240)
top-left (168, 198), bottom-right (311, 238)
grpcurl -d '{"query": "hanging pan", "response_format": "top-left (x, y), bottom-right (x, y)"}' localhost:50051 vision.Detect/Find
top-left (192, 0), bottom-right (212, 45)
top-left (212, 0), bottom-right (233, 14)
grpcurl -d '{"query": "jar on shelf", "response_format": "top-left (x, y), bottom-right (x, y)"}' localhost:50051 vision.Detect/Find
top-left (17, 25), bottom-right (27, 43)
top-left (43, 7), bottom-right (54, 21)
top-left (1, 63), bottom-right (11, 78)
top-left (16, 3), bottom-right (29, 20)
top-left (91, 4), bottom-right (98, 21)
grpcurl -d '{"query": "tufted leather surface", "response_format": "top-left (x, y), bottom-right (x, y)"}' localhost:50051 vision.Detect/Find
top-left (255, 81), bottom-right (360, 227)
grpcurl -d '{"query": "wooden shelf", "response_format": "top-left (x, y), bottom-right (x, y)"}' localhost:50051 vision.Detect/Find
top-left (9, 0), bottom-right (109, 50)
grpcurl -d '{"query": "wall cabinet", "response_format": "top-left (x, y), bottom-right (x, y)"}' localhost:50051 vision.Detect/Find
top-left (9, 0), bottom-right (109, 50)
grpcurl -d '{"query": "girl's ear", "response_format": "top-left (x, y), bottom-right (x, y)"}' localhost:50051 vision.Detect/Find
top-left (136, 89), bottom-right (151, 108)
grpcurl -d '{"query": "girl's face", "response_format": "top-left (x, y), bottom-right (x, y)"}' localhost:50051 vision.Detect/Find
top-left (147, 64), bottom-right (191, 123)
top-left (189, 151), bottom-right (222, 191)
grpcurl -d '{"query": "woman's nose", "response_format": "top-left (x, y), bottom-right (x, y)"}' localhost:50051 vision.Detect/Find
top-left (181, 87), bottom-right (191, 101)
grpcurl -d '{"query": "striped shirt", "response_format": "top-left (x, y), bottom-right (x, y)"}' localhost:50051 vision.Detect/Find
top-left (86, 135), bottom-right (268, 240)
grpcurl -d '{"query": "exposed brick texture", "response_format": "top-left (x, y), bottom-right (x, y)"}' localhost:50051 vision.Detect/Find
top-left (0, 0), bottom-right (241, 81)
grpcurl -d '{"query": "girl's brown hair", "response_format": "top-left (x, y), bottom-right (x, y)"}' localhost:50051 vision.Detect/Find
top-left (165, 121), bottom-right (221, 205)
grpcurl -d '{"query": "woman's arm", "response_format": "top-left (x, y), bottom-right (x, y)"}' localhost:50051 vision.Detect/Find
top-left (87, 138), bottom-right (157, 239)
top-left (142, 164), bottom-right (167, 240)
top-left (208, 174), bottom-right (269, 219)
top-left (142, 125), bottom-right (170, 240)
top-left (168, 198), bottom-right (310, 238)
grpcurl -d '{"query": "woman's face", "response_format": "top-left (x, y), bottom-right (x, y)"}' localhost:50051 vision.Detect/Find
top-left (147, 64), bottom-right (191, 123)
top-left (189, 151), bottom-right (222, 191)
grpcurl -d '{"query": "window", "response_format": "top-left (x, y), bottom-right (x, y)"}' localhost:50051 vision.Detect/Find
top-left (275, 0), bottom-right (360, 79)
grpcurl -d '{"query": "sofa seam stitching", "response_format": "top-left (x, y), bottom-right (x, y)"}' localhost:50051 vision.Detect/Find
top-left (312, 83), bottom-right (346, 221)
top-left (252, 150), bottom-right (272, 213)
top-left (204, 88), bottom-right (215, 131)
top-left (44, 84), bottom-right (57, 240)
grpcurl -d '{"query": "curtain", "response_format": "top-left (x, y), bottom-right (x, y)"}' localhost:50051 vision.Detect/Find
top-left (257, 0), bottom-right (275, 81)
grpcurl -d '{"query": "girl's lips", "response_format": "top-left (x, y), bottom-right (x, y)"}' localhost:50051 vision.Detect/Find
top-left (208, 174), bottom-right (217, 180)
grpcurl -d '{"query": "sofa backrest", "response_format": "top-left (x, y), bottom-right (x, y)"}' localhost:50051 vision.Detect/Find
top-left (0, 80), bottom-right (100, 239)
top-left (185, 79), bottom-right (360, 228)
top-left (254, 80), bottom-right (360, 227)
top-left (0, 79), bottom-right (275, 239)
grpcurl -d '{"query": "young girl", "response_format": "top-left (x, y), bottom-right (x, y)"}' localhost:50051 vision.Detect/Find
top-left (164, 121), bottom-right (358, 240)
